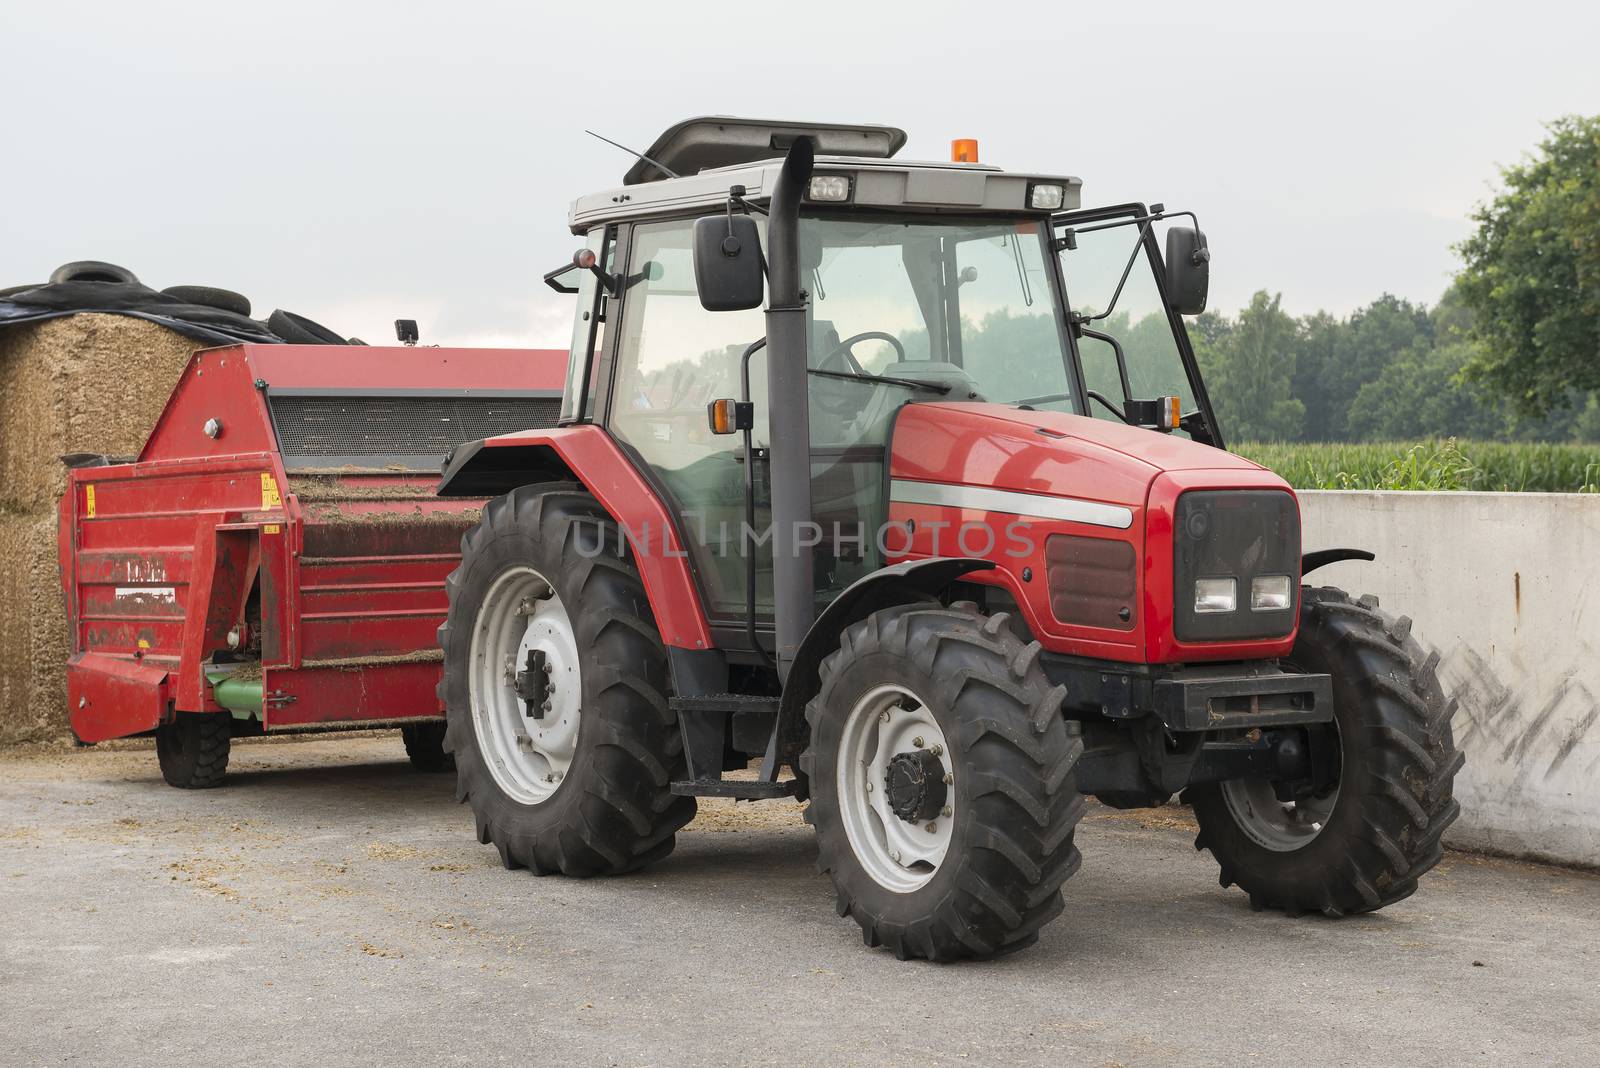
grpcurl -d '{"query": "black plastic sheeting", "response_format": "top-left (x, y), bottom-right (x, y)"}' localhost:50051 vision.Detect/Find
top-left (0, 281), bottom-right (287, 346)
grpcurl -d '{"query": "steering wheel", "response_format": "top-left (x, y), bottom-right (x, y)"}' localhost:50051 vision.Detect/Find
top-left (818, 330), bottom-right (906, 375)
top-left (812, 331), bottom-right (908, 417)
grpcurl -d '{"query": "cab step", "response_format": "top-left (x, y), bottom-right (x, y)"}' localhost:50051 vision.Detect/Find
top-left (669, 778), bottom-right (800, 799)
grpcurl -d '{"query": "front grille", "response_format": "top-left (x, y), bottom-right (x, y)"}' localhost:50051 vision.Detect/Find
top-left (1173, 490), bottom-right (1299, 642)
top-left (271, 394), bottom-right (560, 467)
top-left (1046, 534), bottom-right (1136, 630)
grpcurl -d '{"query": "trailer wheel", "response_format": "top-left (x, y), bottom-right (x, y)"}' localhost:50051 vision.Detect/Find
top-left (155, 712), bottom-right (231, 789)
top-left (1187, 587), bottom-right (1463, 916)
top-left (439, 484), bottom-right (695, 876)
top-left (401, 722), bottom-right (453, 772)
top-left (801, 604), bottom-right (1084, 961)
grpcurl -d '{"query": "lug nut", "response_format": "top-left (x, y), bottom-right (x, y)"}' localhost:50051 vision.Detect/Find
top-left (925, 822), bottom-right (937, 833)
top-left (930, 743), bottom-right (943, 756)
top-left (879, 710), bottom-right (891, 723)
top-left (912, 736), bottom-right (924, 748)
top-left (865, 782), bottom-right (873, 793)
top-left (943, 773), bottom-right (953, 785)
top-left (941, 806), bottom-right (952, 818)
top-left (889, 850), bottom-right (901, 863)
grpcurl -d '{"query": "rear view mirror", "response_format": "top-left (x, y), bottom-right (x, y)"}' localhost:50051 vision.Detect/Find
top-left (1164, 227), bottom-right (1210, 315)
top-left (693, 214), bottom-right (764, 312)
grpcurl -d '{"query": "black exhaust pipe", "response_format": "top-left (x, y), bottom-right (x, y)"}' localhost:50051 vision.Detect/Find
top-left (763, 137), bottom-right (816, 679)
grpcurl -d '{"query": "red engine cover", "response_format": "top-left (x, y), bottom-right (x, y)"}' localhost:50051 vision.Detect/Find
top-left (887, 403), bottom-right (1299, 664)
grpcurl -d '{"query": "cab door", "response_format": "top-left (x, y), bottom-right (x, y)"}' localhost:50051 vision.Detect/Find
top-left (1053, 205), bottom-right (1222, 446)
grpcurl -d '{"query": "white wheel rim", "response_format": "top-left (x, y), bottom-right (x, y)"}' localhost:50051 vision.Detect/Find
top-left (836, 683), bottom-right (953, 893)
top-left (1220, 776), bottom-right (1339, 852)
top-left (1220, 721), bottom-right (1341, 853)
top-left (467, 565), bottom-right (581, 805)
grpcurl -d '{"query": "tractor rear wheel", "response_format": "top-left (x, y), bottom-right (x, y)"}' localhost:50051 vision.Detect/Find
top-left (155, 711), bottom-right (231, 789)
top-left (438, 484), bottom-right (695, 876)
top-left (1187, 587), bottom-right (1463, 916)
top-left (802, 604), bottom-right (1084, 961)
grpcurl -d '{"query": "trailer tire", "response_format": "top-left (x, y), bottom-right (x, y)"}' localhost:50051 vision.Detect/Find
top-left (266, 309), bottom-right (346, 345)
top-left (802, 604), bottom-right (1084, 961)
top-left (155, 712), bottom-right (231, 789)
top-left (1187, 587), bottom-right (1463, 917)
top-left (48, 260), bottom-right (140, 285)
top-left (401, 722), bottom-right (453, 772)
top-left (439, 484), bottom-right (695, 877)
top-left (161, 285), bottom-right (251, 317)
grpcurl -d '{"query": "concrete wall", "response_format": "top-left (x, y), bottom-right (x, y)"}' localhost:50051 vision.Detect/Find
top-left (1300, 491), bottom-right (1600, 869)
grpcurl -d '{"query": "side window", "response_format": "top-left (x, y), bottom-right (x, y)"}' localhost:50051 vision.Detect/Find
top-left (558, 228), bottom-right (612, 424)
top-left (609, 218), bottom-right (767, 617)
top-left (1058, 219), bottom-right (1198, 432)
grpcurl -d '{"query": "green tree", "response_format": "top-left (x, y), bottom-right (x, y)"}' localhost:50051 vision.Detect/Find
top-left (1456, 114), bottom-right (1600, 416)
top-left (1197, 291), bottom-right (1305, 442)
top-left (1313, 294), bottom-right (1435, 440)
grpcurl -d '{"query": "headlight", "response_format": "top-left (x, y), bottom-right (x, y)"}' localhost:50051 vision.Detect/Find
top-left (807, 175), bottom-right (852, 202)
top-left (1251, 575), bottom-right (1293, 612)
top-left (1194, 577), bottom-right (1237, 614)
top-left (1028, 183), bottom-right (1066, 211)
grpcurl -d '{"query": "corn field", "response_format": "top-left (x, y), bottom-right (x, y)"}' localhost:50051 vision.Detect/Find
top-left (1235, 439), bottom-right (1600, 493)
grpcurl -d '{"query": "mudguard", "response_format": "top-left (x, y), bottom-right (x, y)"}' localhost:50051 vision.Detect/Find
top-left (1301, 548), bottom-right (1375, 577)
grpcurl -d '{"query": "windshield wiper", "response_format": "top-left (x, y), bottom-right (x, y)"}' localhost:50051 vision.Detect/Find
top-left (807, 367), bottom-right (951, 394)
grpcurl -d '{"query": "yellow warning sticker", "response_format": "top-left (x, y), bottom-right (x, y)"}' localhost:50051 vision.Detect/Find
top-left (261, 472), bottom-right (282, 509)
top-left (85, 484), bottom-right (96, 518)
top-left (137, 638), bottom-right (151, 650)
top-left (263, 524), bottom-right (281, 535)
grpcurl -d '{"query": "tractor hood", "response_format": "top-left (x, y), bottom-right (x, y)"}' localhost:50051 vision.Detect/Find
top-left (888, 402), bottom-right (1276, 515)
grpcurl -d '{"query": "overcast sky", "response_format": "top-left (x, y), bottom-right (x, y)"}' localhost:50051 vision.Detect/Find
top-left (2, 1), bottom-right (1596, 349)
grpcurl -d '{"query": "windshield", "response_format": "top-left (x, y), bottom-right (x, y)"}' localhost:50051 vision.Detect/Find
top-left (800, 214), bottom-right (1074, 412)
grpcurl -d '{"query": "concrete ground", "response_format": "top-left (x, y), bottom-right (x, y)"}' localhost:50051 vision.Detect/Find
top-left (1, 735), bottom-right (1595, 1067)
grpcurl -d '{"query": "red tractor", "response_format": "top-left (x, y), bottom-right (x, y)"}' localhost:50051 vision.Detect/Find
top-left (435, 118), bottom-right (1462, 960)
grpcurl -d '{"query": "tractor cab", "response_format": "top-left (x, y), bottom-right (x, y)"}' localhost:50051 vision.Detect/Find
top-left (539, 118), bottom-right (1220, 624)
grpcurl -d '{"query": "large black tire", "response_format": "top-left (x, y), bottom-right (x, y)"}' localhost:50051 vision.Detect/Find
top-left (401, 722), bottom-right (453, 772)
top-left (1187, 587), bottom-right (1463, 916)
top-left (162, 285), bottom-right (251, 317)
top-left (438, 484), bottom-right (695, 876)
top-left (266, 308), bottom-right (346, 345)
top-left (802, 604), bottom-right (1084, 961)
top-left (49, 260), bottom-right (139, 285)
top-left (155, 712), bottom-right (231, 789)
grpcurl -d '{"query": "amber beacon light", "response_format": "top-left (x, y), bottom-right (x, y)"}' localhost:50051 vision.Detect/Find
top-left (950, 138), bottom-right (980, 163)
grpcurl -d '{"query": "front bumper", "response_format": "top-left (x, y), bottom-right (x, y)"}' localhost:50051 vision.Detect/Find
top-left (1041, 654), bottom-right (1333, 733)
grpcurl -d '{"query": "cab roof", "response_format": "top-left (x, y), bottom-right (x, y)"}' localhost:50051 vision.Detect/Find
top-left (571, 116), bottom-right (1082, 232)
top-left (622, 117), bottom-right (908, 186)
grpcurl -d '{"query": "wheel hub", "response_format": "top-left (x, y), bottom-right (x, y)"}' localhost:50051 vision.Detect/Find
top-left (885, 749), bottom-right (947, 823)
top-left (514, 648), bottom-right (552, 719)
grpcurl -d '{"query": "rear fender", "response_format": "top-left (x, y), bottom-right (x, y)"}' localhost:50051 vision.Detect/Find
top-left (437, 426), bottom-right (714, 650)
top-left (775, 557), bottom-right (994, 775)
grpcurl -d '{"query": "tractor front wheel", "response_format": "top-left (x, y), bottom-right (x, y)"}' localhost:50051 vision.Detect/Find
top-left (802, 604), bottom-right (1084, 961)
top-left (1187, 587), bottom-right (1463, 916)
top-left (438, 484), bottom-right (695, 876)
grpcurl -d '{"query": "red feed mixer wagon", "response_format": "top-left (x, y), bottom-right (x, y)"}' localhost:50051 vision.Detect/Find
top-left (57, 341), bottom-right (567, 785)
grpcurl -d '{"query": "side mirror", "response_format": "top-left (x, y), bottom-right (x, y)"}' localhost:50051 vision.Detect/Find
top-left (693, 214), bottom-right (764, 312)
top-left (1164, 227), bottom-right (1210, 315)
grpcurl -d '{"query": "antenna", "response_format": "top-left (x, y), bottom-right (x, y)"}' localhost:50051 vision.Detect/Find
top-left (584, 129), bottom-right (680, 180)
